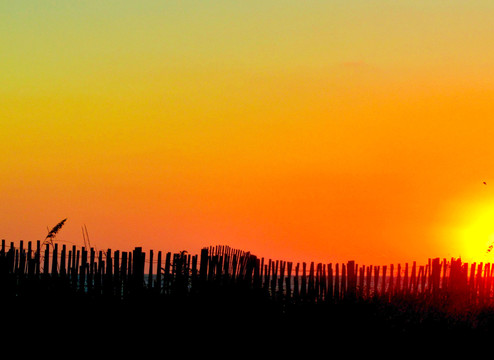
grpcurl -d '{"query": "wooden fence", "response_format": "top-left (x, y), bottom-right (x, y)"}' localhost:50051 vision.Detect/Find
top-left (1, 240), bottom-right (493, 309)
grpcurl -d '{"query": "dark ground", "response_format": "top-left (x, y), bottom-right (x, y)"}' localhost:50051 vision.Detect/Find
top-left (3, 285), bottom-right (494, 355)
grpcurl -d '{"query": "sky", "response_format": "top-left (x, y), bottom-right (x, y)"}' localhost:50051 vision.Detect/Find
top-left (2, 1), bottom-right (494, 266)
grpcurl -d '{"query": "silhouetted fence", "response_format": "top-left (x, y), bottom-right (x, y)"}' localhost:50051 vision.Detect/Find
top-left (1, 240), bottom-right (493, 309)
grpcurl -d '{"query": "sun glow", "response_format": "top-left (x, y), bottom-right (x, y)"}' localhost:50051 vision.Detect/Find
top-left (455, 202), bottom-right (494, 264)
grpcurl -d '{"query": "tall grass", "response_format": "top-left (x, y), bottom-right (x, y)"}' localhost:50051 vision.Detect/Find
top-left (43, 218), bottom-right (67, 246)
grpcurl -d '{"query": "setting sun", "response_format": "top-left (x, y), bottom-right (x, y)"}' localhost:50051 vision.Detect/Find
top-left (458, 208), bottom-right (494, 263)
top-left (440, 190), bottom-right (494, 264)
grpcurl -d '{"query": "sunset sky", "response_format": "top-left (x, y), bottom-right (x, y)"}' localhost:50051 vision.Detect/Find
top-left (3, 1), bottom-right (494, 266)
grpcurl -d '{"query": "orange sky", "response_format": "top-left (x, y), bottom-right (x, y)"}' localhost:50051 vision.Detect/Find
top-left (2, 1), bottom-right (494, 266)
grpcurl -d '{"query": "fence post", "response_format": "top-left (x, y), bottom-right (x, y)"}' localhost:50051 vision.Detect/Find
top-left (148, 250), bottom-right (153, 290)
top-left (131, 247), bottom-right (145, 295)
top-left (358, 265), bottom-right (364, 299)
top-left (410, 262), bottom-right (417, 296)
top-left (278, 261), bottom-right (285, 298)
top-left (79, 247), bottom-right (87, 293)
top-left (156, 251), bottom-right (162, 293)
top-left (334, 263), bottom-right (340, 301)
top-left (104, 249), bottom-right (113, 296)
top-left (26, 241), bottom-right (34, 278)
top-left (60, 245), bottom-right (67, 279)
top-left (382, 265), bottom-right (387, 299)
top-left (431, 258), bottom-right (441, 303)
top-left (403, 263), bottom-right (409, 295)
top-left (293, 263), bottom-right (299, 300)
top-left (373, 266), bottom-right (379, 298)
top-left (364, 265), bottom-right (371, 298)
top-left (121, 251), bottom-right (128, 297)
top-left (308, 262), bottom-right (315, 301)
top-left (18, 241), bottom-right (25, 279)
top-left (327, 263), bottom-right (333, 302)
top-left (43, 244), bottom-right (50, 278)
top-left (52, 243), bottom-right (58, 278)
top-left (285, 262), bottom-right (292, 300)
top-left (199, 248), bottom-right (208, 285)
top-left (114, 250), bottom-right (120, 298)
top-left (388, 264), bottom-right (394, 300)
top-left (347, 261), bottom-right (356, 300)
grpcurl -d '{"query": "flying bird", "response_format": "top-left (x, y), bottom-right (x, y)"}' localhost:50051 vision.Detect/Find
top-left (483, 181), bottom-right (487, 185)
